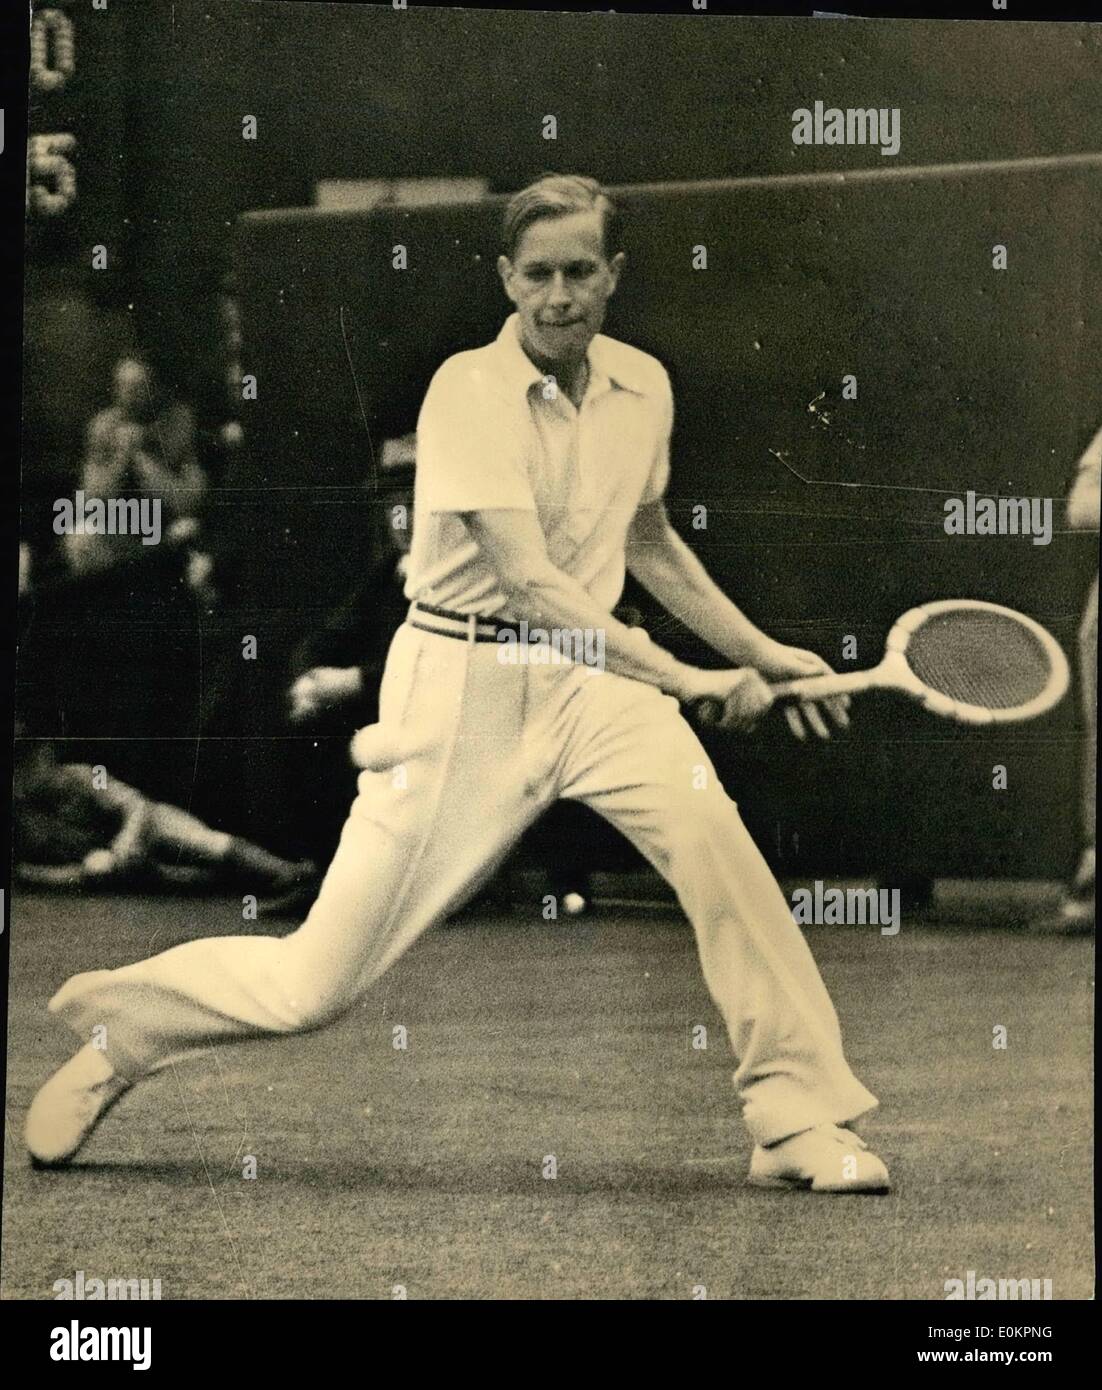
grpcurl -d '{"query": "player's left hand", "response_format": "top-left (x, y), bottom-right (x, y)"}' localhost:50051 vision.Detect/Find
top-left (750, 641), bottom-right (851, 741)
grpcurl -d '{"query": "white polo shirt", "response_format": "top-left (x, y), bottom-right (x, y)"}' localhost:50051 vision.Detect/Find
top-left (405, 313), bottom-right (673, 617)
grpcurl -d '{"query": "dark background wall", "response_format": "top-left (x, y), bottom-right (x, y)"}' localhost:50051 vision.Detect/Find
top-left (26, 4), bottom-right (1102, 394)
top-left (19, 1), bottom-right (1102, 879)
top-left (229, 159), bottom-right (1100, 878)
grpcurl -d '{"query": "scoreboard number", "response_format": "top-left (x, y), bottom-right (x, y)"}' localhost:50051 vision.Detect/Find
top-left (28, 6), bottom-right (77, 218)
top-left (30, 8), bottom-right (76, 94)
top-left (27, 133), bottom-right (78, 216)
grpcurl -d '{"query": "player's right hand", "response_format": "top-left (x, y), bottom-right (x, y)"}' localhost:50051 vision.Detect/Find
top-left (289, 666), bottom-right (362, 722)
top-left (686, 668), bottom-right (774, 732)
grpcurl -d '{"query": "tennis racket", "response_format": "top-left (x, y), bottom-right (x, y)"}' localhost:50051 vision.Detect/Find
top-left (697, 599), bottom-right (1071, 728)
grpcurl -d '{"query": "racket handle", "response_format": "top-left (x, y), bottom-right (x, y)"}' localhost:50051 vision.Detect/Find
top-left (692, 668), bottom-right (876, 724)
top-left (769, 669), bottom-right (875, 699)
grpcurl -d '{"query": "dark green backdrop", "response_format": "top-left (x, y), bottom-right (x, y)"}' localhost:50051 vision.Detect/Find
top-left (19, 3), bottom-right (1102, 880)
top-left (219, 157), bottom-right (1100, 879)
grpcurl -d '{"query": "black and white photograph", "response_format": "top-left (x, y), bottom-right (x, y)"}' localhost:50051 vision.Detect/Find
top-left (1, 0), bottom-right (1097, 1329)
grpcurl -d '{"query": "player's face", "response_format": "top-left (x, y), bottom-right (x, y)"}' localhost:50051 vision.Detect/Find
top-left (498, 210), bottom-right (624, 369)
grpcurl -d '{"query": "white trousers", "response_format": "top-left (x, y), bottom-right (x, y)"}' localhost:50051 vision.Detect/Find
top-left (51, 620), bottom-right (877, 1145)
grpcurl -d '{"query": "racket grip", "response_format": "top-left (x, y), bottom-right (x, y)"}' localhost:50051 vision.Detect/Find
top-left (769, 670), bottom-right (871, 699)
top-left (694, 669), bottom-right (869, 722)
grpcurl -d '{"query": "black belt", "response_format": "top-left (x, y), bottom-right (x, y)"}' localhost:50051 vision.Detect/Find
top-left (407, 601), bottom-right (513, 643)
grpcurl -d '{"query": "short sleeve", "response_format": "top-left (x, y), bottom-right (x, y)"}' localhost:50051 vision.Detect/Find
top-left (415, 359), bottom-right (537, 513)
top-left (640, 369), bottom-right (674, 505)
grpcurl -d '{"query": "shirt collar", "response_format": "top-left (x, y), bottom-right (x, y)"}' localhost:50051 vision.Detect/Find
top-left (496, 314), bottom-right (648, 400)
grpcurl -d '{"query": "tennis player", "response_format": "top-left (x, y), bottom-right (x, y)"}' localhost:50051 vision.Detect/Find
top-left (26, 175), bottom-right (889, 1194)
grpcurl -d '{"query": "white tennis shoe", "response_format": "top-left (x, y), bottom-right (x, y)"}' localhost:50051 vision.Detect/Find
top-left (748, 1123), bottom-right (891, 1194)
top-left (25, 1044), bottom-right (131, 1168)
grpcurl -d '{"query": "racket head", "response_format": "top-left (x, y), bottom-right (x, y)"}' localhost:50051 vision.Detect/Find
top-left (888, 599), bottom-right (1071, 725)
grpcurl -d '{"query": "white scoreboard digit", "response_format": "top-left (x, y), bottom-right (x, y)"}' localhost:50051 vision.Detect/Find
top-left (27, 6), bottom-right (78, 217)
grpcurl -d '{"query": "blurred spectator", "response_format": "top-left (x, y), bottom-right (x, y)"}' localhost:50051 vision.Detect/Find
top-left (63, 355), bottom-right (207, 577)
top-left (217, 287), bottom-right (245, 461)
top-left (289, 451), bottom-right (415, 729)
top-left (20, 267), bottom-right (140, 576)
top-left (190, 278), bottom-right (247, 487)
top-left (13, 730), bottom-right (315, 897)
top-left (1034, 422), bottom-right (1099, 934)
top-left (278, 456), bottom-right (415, 872)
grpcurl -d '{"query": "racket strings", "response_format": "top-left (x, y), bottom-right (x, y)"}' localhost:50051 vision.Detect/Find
top-left (904, 610), bottom-right (1054, 709)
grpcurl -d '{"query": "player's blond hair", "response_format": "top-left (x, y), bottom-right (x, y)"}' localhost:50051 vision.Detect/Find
top-left (502, 175), bottom-right (621, 261)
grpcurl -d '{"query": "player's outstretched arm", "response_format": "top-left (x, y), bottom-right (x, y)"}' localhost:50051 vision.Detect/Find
top-left (625, 499), bottom-right (787, 665)
top-left (461, 507), bottom-right (770, 728)
top-left (625, 499), bottom-right (849, 739)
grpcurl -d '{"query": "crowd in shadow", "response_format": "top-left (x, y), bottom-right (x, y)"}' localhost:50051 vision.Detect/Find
top-left (14, 351), bottom-right (612, 920)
